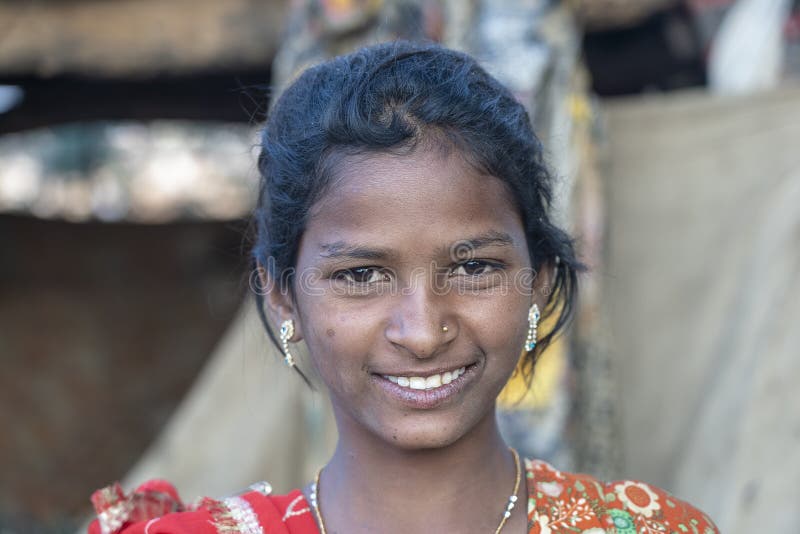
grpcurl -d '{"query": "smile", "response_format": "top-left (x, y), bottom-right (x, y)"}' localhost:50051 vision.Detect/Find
top-left (372, 363), bottom-right (480, 410)
top-left (381, 367), bottom-right (467, 390)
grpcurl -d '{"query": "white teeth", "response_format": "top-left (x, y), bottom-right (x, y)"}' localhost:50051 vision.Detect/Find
top-left (383, 366), bottom-right (468, 390)
top-left (409, 377), bottom-right (426, 390)
top-left (425, 375), bottom-right (442, 388)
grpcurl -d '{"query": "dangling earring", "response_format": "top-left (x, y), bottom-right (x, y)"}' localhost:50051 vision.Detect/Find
top-left (525, 304), bottom-right (540, 352)
top-left (280, 319), bottom-right (296, 368)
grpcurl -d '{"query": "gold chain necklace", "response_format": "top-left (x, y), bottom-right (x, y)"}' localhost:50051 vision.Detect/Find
top-left (309, 448), bottom-right (521, 534)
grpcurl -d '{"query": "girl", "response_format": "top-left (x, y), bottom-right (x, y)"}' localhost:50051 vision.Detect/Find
top-left (89, 41), bottom-right (718, 534)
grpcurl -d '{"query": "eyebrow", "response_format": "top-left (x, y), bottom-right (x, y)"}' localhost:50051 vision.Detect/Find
top-left (442, 231), bottom-right (515, 255)
top-left (318, 242), bottom-right (395, 261)
top-left (317, 230), bottom-right (515, 261)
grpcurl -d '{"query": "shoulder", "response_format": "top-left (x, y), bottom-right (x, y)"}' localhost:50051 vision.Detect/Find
top-left (88, 479), bottom-right (318, 534)
top-left (524, 458), bottom-right (719, 534)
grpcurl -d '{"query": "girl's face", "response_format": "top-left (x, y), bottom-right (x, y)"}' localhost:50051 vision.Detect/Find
top-left (277, 147), bottom-right (543, 450)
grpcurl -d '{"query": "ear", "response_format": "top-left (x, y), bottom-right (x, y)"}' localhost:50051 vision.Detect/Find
top-left (256, 261), bottom-right (304, 342)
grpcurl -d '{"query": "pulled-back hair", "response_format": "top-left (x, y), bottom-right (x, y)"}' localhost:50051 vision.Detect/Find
top-left (252, 41), bottom-right (581, 382)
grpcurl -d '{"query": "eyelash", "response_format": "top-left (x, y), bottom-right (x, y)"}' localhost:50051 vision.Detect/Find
top-left (450, 259), bottom-right (504, 277)
top-left (330, 260), bottom-right (504, 285)
top-left (332, 266), bottom-right (391, 285)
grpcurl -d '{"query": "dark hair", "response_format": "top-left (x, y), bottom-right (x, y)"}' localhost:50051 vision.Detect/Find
top-left (251, 41), bottom-right (582, 384)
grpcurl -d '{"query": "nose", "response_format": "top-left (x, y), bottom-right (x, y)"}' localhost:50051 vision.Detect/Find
top-left (384, 281), bottom-right (454, 359)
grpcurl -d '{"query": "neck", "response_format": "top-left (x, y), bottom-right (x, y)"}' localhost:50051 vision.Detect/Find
top-left (315, 406), bottom-right (522, 534)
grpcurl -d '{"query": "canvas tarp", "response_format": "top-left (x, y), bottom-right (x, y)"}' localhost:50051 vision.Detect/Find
top-left (602, 84), bottom-right (800, 533)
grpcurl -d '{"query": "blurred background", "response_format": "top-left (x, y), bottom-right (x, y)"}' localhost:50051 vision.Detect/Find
top-left (1, 1), bottom-right (798, 533)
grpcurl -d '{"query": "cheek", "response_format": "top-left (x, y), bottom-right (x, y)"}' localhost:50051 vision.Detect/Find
top-left (462, 295), bottom-right (529, 364)
top-left (298, 301), bottom-right (374, 385)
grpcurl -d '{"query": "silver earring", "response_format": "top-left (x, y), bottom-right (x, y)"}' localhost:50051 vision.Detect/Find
top-left (280, 319), bottom-right (295, 367)
top-left (525, 304), bottom-right (540, 352)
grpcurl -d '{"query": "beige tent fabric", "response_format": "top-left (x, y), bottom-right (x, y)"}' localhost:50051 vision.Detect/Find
top-left (122, 299), bottom-right (336, 499)
top-left (603, 85), bottom-right (800, 533)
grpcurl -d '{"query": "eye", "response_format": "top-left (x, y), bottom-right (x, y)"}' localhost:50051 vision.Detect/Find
top-left (332, 266), bottom-right (388, 284)
top-left (450, 260), bottom-right (502, 277)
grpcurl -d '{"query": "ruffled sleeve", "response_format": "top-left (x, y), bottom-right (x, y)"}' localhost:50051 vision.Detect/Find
top-left (87, 480), bottom-right (319, 534)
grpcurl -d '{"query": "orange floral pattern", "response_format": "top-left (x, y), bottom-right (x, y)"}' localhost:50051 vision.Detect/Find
top-left (526, 459), bottom-right (719, 533)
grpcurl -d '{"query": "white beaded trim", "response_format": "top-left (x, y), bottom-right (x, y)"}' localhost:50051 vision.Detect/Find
top-left (222, 496), bottom-right (264, 534)
top-left (97, 501), bottom-right (132, 534)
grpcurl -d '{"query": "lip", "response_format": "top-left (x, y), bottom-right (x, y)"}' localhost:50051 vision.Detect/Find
top-left (371, 362), bottom-right (481, 409)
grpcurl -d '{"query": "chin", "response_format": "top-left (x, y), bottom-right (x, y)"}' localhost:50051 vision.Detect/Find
top-left (332, 381), bottom-right (500, 452)
top-left (366, 411), bottom-right (480, 452)
top-left (386, 430), bottom-right (461, 451)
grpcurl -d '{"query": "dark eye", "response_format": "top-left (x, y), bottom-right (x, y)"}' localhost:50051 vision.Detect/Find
top-left (451, 260), bottom-right (500, 277)
top-left (333, 267), bottom-right (387, 284)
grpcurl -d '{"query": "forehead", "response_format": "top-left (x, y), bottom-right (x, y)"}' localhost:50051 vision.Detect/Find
top-left (300, 148), bottom-right (527, 260)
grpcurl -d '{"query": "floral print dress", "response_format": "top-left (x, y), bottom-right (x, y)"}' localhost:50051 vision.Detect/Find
top-left (89, 459), bottom-right (719, 533)
top-left (525, 459), bottom-right (719, 533)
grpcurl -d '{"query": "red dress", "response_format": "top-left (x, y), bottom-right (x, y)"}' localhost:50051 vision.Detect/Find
top-left (89, 480), bottom-right (317, 534)
top-left (89, 459), bottom-right (719, 533)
